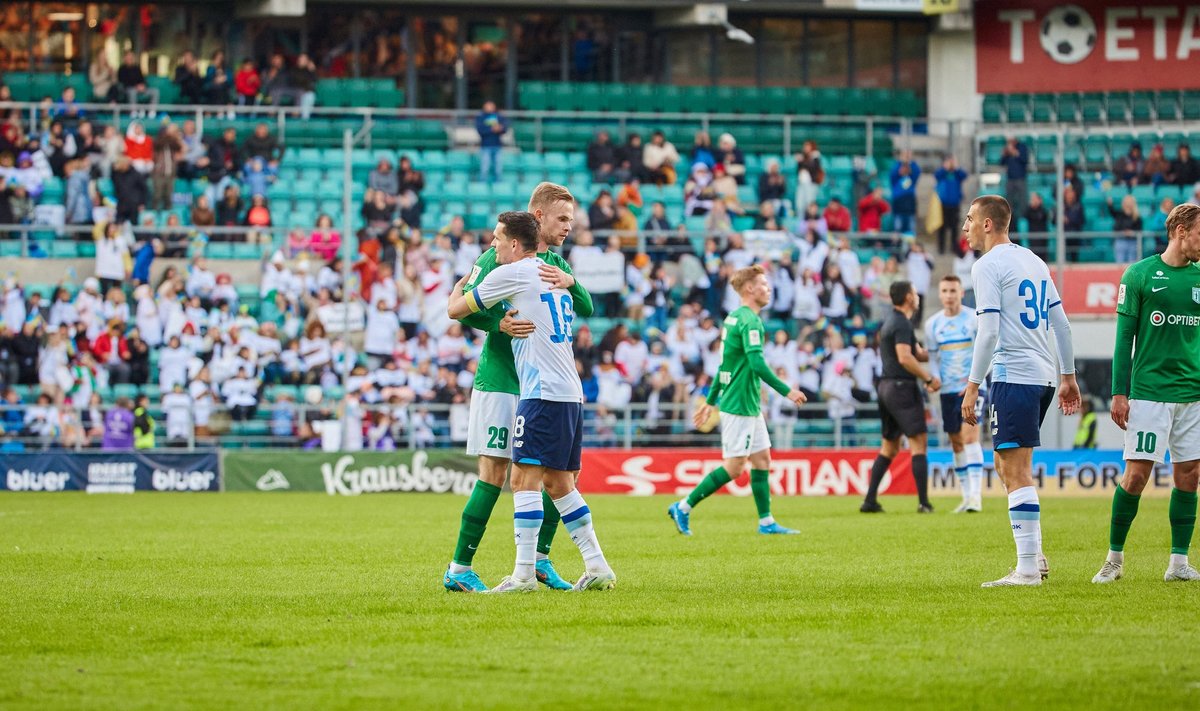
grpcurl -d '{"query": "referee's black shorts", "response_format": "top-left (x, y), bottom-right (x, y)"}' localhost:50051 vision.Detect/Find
top-left (877, 377), bottom-right (928, 441)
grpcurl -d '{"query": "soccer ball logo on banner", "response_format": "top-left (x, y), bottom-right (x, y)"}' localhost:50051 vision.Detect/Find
top-left (1039, 4), bottom-right (1096, 64)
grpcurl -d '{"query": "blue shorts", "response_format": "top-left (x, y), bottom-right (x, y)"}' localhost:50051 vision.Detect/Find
top-left (512, 399), bottom-right (583, 472)
top-left (941, 391), bottom-right (984, 435)
top-left (988, 382), bottom-right (1055, 451)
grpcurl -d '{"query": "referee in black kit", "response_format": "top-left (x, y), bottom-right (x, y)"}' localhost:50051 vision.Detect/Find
top-left (860, 281), bottom-right (941, 514)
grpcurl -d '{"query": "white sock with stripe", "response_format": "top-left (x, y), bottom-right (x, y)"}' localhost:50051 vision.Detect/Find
top-left (953, 450), bottom-right (969, 502)
top-left (1008, 486), bottom-right (1041, 577)
top-left (553, 490), bottom-right (611, 575)
top-left (512, 490), bottom-right (543, 581)
top-left (965, 442), bottom-right (985, 500)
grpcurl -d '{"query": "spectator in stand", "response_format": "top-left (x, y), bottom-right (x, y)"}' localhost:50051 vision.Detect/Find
top-left (206, 127), bottom-right (242, 200)
top-left (234, 57), bottom-right (261, 107)
top-left (127, 329), bottom-right (150, 384)
top-left (1149, 197), bottom-right (1174, 250)
top-left (933, 155), bottom-right (967, 253)
top-left (243, 156), bottom-right (277, 198)
top-left (89, 52), bottom-right (119, 102)
top-left (619, 132), bottom-right (645, 182)
top-left (1063, 185), bottom-right (1085, 233)
top-left (1169, 144), bottom-right (1200, 187)
top-left (95, 124), bottom-right (122, 178)
top-left (123, 121), bottom-right (153, 174)
top-left (63, 158), bottom-right (93, 225)
top-left (222, 365), bottom-right (259, 421)
top-left (117, 50), bottom-right (159, 116)
top-left (1114, 143), bottom-right (1144, 187)
top-left (308, 215), bottom-right (342, 261)
top-left (714, 133), bottom-right (746, 185)
top-left (824, 196), bottom-right (852, 233)
top-left (11, 321), bottom-right (39, 385)
top-left (261, 53), bottom-right (294, 108)
top-left (191, 194), bottom-right (216, 229)
top-left (797, 202), bottom-right (828, 243)
top-left (683, 162), bottom-right (716, 216)
top-left (1107, 194), bottom-right (1143, 263)
top-left (758, 158), bottom-right (788, 216)
top-left (587, 130), bottom-right (625, 184)
top-left (290, 54), bottom-right (319, 120)
top-left (203, 50), bottom-right (232, 107)
top-left (174, 51), bottom-right (205, 104)
top-left (397, 155), bottom-right (425, 195)
top-left (905, 241), bottom-right (933, 323)
top-left (93, 320), bottom-right (132, 383)
top-left (1142, 143), bottom-right (1170, 186)
top-left (793, 139), bottom-right (823, 219)
top-left (705, 200), bottom-right (734, 237)
top-left (1024, 191), bottom-right (1052, 235)
top-left (474, 100), bottom-right (508, 183)
top-left (689, 131), bottom-right (715, 170)
top-left (755, 200), bottom-right (783, 231)
top-left (588, 189), bottom-right (618, 232)
top-left (616, 177), bottom-right (643, 218)
top-left (42, 120), bottom-right (77, 177)
top-left (369, 158), bottom-right (399, 200)
top-left (244, 194), bottom-right (273, 241)
top-left (102, 397), bottom-right (135, 450)
top-left (74, 120), bottom-right (100, 165)
top-left (151, 121), bottom-right (182, 211)
top-left (51, 87), bottom-right (85, 127)
top-left (215, 184), bottom-right (244, 229)
top-left (362, 189), bottom-right (396, 237)
top-left (889, 152), bottom-right (919, 235)
top-left (643, 131), bottom-right (680, 186)
top-left (1062, 163), bottom-right (1084, 201)
top-left (858, 186), bottom-right (889, 233)
top-left (643, 201), bottom-right (672, 232)
top-left (1002, 136), bottom-right (1030, 220)
top-left (711, 163), bottom-right (743, 215)
top-left (242, 122), bottom-right (283, 167)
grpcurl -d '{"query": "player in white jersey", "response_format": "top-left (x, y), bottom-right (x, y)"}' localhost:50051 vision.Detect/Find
top-left (448, 211), bottom-right (616, 593)
top-left (924, 274), bottom-right (984, 513)
top-left (960, 195), bottom-right (1080, 588)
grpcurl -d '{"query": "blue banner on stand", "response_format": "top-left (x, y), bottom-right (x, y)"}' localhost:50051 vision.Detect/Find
top-left (1, 451), bottom-right (220, 493)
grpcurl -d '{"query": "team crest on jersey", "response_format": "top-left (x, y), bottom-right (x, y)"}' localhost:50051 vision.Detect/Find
top-left (748, 330), bottom-right (761, 346)
top-left (1193, 286), bottom-right (1200, 304)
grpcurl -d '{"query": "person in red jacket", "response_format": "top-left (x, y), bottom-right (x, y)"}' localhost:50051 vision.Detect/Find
top-left (124, 121), bottom-right (154, 174)
top-left (234, 58), bottom-right (261, 107)
top-left (857, 186), bottom-right (891, 233)
top-left (824, 196), bottom-right (852, 232)
top-left (92, 320), bottom-right (132, 383)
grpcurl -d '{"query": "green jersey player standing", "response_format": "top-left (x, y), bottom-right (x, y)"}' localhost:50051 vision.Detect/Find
top-left (1093, 203), bottom-right (1200, 584)
top-left (668, 264), bottom-right (807, 536)
top-left (443, 183), bottom-right (594, 592)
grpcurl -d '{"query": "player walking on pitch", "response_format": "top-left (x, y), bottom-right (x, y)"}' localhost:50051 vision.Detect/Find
top-left (449, 211), bottom-right (615, 593)
top-left (1092, 203), bottom-right (1200, 584)
top-left (669, 265), bottom-right (808, 536)
top-left (925, 274), bottom-right (984, 513)
top-left (443, 184), bottom-right (593, 593)
top-left (960, 196), bottom-right (1080, 588)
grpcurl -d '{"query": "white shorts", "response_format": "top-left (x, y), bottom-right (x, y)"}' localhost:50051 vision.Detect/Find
top-left (465, 390), bottom-right (518, 458)
top-left (1123, 400), bottom-right (1200, 464)
top-left (719, 413), bottom-right (771, 459)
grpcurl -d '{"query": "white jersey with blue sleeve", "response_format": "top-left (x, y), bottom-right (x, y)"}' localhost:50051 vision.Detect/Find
top-left (969, 243), bottom-right (1069, 387)
top-left (466, 257), bottom-right (584, 403)
top-left (924, 309), bottom-right (977, 394)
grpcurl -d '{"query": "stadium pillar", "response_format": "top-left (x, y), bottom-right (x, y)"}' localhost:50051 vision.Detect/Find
top-left (1054, 131), bottom-right (1066, 285)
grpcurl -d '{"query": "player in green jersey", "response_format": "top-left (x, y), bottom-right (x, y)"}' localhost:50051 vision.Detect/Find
top-left (1094, 203), bottom-right (1200, 584)
top-left (443, 183), bottom-right (595, 592)
top-left (668, 265), bottom-right (808, 535)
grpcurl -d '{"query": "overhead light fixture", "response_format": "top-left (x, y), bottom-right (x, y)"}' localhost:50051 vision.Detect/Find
top-left (47, 12), bottom-right (84, 21)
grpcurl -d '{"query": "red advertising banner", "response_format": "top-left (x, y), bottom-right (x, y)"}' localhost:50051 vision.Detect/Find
top-left (976, 1), bottom-right (1200, 93)
top-left (577, 449), bottom-right (914, 497)
top-left (1059, 264), bottom-right (1123, 316)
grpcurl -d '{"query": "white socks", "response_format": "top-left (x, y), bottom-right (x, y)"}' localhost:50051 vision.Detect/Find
top-left (677, 499), bottom-right (693, 514)
top-left (964, 442), bottom-right (984, 500)
top-left (953, 450), bottom-right (969, 501)
top-left (553, 490), bottom-right (611, 575)
top-left (1008, 486), bottom-right (1041, 577)
top-left (1170, 553), bottom-right (1189, 569)
top-left (513, 490), bottom-right (543, 580)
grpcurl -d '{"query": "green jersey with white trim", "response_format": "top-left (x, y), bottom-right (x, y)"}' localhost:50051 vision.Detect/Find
top-left (1115, 255), bottom-right (1200, 403)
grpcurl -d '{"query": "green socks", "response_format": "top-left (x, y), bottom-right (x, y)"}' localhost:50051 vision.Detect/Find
top-left (1108, 484), bottom-right (1141, 552)
top-left (1169, 489), bottom-right (1197, 556)
top-left (537, 489), bottom-right (560, 556)
top-left (750, 469), bottom-right (772, 520)
top-left (452, 480), bottom-right (502, 566)
top-left (686, 466), bottom-right (732, 508)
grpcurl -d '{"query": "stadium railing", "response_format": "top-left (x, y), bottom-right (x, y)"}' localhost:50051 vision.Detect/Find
top-left (0, 401), bottom-right (885, 452)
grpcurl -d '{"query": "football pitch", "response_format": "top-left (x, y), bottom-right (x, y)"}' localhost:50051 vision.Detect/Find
top-left (2, 492), bottom-right (1198, 710)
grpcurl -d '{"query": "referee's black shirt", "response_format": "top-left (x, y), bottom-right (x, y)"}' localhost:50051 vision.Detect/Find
top-left (880, 308), bottom-right (917, 381)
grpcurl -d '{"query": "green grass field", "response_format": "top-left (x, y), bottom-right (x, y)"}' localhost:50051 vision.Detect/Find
top-left (2, 492), bottom-right (1199, 710)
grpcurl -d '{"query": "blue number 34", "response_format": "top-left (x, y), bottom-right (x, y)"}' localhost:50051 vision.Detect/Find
top-left (540, 293), bottom-right (575, 343)
top-left (1018, 279), bottom-right (1050, 330)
